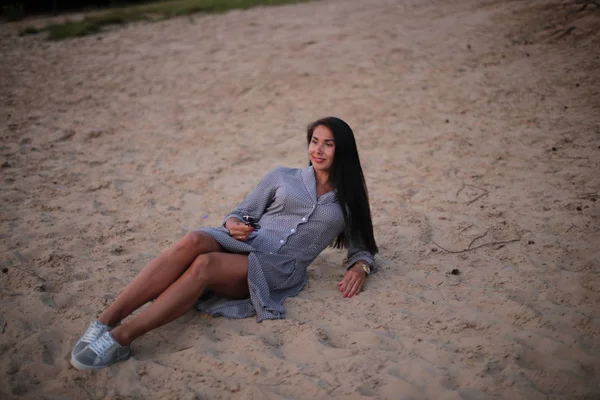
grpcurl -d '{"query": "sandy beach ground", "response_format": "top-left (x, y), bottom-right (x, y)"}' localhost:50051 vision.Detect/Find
top-left (1, 0), bottom-right (599, 398)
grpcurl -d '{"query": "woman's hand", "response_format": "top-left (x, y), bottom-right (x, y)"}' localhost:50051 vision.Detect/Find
top-left (337, 264), bottom-right (367, 298)
top-left (225, 218), bottom-right (254, 241)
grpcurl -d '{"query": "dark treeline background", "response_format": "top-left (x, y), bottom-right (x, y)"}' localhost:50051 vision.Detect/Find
top-left (1, 1), bottom-right (157, 17)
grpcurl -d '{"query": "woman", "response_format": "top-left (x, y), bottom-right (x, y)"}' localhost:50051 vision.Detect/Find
top-left (70, 116), bottom-right (379, 370)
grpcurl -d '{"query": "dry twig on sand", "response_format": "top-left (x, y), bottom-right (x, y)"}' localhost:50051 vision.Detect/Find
top-left (556, 26), bottom-right (576, 40)
top-left (456, 183), bottom-right (489, 206)
top-left (10, 265), bottom-right (45, 281)
top-left (558, 156), bottom-right (589, 160)
top-left (467, 192), bottom-right (489, 206)
top-left (458, 224), bottom-right (474, 233)
top-left (431, 236), bottom-right (521, 254)
top-left (565, 224), bottom-right (579, 233)
top-left (468, 230), bottom-right (489, 249)
top-left (576, 1), bottom-right (600, 12)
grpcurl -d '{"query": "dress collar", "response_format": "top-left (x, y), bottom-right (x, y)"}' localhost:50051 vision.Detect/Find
top-left (300, 166), bottom-right (337, 204)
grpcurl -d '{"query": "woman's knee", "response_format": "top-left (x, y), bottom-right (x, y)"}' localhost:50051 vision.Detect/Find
top-left (187, 253), bottom-right (215, 281)
top-left (173, 231), bottom-right (207, 254)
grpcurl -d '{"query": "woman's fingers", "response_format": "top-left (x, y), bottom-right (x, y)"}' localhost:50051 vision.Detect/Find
top-left (339, 274), bottom-right (353, 292)
top-left (229, 225), bottom-right (254, 240)
top-left (240, 225), bottom-right (254, 233)
top-left (347, 279), bottom-right (363, 297)
top-left (340, 273), bottom-right (364, 298)
top-left (338, 271), bottom-right (365, 297)
top-left (230, 232), bottom-right (246, 241)
top-left (344, 276), bottom-right (359, 297)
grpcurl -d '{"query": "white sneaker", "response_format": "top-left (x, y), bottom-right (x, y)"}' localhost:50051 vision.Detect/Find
top-left (71, 320), bottom-right (110, 358)
top-left (70, 331), bottom-right (131, 371)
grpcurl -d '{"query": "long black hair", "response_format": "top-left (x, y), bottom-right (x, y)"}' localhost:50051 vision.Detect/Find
top-left (307, 117), bottom-right (378, 255)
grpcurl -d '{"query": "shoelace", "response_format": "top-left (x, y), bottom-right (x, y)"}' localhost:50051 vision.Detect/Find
top-left (89, 333), bottom-right (116, 356)
top-left (81, 322), bottom-right (107, 343)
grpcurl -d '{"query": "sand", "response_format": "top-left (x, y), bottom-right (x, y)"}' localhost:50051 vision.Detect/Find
top-left (1, 0), bottom-right (599, 398)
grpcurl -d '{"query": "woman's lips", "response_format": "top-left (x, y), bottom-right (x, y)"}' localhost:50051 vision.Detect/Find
top-left (312, 157), bottom-right (325, 163)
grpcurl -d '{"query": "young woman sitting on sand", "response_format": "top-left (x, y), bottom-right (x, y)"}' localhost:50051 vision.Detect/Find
top-left (70, 116), bottom-right (379, 370)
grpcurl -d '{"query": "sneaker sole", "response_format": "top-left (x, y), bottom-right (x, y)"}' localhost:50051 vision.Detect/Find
top-left (70, 350), bottom-right (131, 371)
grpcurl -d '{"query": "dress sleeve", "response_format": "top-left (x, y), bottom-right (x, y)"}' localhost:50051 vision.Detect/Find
top-left (223, 167), bottom-right (282, 225)
top-left (346, 238), bottom-right (377, 273)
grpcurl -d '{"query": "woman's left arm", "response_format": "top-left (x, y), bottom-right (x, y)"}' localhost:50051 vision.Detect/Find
top-left (337, 241), bottom-right (376, 298)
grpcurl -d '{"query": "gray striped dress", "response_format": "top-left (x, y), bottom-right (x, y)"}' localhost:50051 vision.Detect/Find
top-left (196, 166), bottom-right (376, 322)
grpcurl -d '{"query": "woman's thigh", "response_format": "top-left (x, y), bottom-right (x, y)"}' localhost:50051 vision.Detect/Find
top-left (201, 252), bottom-right (250, 300)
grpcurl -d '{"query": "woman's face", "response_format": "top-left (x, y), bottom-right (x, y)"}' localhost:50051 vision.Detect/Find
top-left (309, 125), bottom-right (335, 172)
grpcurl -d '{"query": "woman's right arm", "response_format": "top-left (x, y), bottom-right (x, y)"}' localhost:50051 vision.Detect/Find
top-left (222, 167), bottom-right (282, 228)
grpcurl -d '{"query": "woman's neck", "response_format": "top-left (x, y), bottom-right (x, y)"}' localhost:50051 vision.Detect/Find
top-left (314, 169), bottom-right (331, 188)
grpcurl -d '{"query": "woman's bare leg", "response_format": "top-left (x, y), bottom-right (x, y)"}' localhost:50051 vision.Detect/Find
top-left (98, 232), bottom-right (223, 327)
top-left (110, 252), bottom-right (249, 345)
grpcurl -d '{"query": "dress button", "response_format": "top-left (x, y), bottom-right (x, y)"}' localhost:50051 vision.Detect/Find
top-left (302, 217), bottom-right (306, 221)
top-left (291, 228), bottom-right (295, 233)
top-left (279, 239), bottom-right (284, 244)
